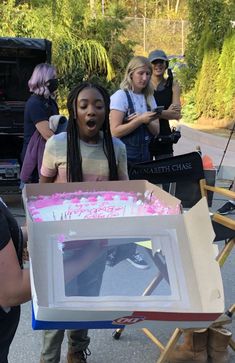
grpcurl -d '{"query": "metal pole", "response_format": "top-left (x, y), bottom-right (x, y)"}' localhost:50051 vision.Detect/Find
top-left (217, 121), bottom-right (235, 174)
top-left (143, 16), bottom-right (146, 53)
top-left (181, 20), bottom-right (184, 56)
top-left (102, 0), bottom-right (105, 16)
top-left (143, 0), bottom-right (147, 53)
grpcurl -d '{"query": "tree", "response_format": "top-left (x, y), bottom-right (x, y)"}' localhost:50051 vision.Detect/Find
top-left (183, 0), bottom-right (233, 91)
top-left (214, 31), bottom-right (235, 119)
top-left (0, 0), bottom-right (134, 103)
top-left (179, 0), bottom-right (235, 124)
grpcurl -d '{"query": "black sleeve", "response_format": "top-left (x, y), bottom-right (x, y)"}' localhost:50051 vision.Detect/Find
top-left (0, 210), bottom-right (11, 251)
top-left (29, 97), bottom-right (51, 126)
top-left (0, 201), bottom-right (23, 266)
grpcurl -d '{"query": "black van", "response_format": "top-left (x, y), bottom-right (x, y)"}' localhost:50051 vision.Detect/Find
top-left (0, 37), bottom-right (52, 193)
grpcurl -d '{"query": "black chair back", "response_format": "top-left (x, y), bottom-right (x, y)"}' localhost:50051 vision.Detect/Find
top-left (129, 152), bottom-right (215, 208)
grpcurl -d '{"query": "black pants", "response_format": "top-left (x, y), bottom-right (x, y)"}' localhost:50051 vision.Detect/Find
top-left (0, 306), bottom-right (20, 363)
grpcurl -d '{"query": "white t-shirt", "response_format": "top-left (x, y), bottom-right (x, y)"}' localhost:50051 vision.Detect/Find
top-left (110, 89), bottom-right (157, 114)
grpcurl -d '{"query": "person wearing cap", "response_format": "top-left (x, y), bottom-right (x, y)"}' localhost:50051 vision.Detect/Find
top-left (148, 49), bottom-right (181, 160)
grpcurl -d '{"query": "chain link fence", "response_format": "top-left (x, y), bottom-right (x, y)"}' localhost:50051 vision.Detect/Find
top-left (123, 18), bottom-right (190, 57)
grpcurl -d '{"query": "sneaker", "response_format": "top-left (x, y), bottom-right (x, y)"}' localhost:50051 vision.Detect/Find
top-left (126, 252), bottom-right (149, 269)
top-left (106, 250), bottom-right (117, 267)
top-left (217, 201), bottom-right (235, 215)
top-left (67, 348), bottom-right (91, 363)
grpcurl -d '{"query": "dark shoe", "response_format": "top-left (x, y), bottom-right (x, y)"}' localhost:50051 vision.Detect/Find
top-left (217, 201), bottom-right (235, 215)
top-left (126, 252), bottom-right (149, 269)
top-left (106, 250), bottom-right (117, 267)
top-left (67, 348), bottom-right (91, 363)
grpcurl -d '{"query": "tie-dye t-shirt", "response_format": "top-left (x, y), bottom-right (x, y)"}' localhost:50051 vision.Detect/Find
top-left (40, 131), bottom-right (128, 182)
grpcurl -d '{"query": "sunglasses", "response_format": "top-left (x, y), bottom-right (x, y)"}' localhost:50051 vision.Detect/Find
top-left (152, 59), bottom-right (165, 64)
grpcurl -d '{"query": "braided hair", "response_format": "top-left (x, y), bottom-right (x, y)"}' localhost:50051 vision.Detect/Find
top-left (66, 82), bottom-right (118, 182)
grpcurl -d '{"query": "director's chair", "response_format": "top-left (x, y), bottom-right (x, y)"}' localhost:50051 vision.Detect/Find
top-left (144, 207), bottom-right (235, 363)
top-left (113, 152), bottom-right (235, 362)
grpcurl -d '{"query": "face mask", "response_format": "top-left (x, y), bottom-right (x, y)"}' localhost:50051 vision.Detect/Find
top-left (47, 78), bottom-right (58, 93)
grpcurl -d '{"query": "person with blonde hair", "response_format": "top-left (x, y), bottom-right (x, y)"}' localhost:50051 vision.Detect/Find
top-left (109, 55), bottom-right (159, 269)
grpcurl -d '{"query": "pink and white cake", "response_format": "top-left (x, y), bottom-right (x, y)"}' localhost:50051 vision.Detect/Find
top-left (27, 190), bottom-right (180, 222)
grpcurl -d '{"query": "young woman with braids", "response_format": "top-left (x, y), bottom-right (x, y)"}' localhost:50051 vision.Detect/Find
top-left (39, 82), bottom-right (128, 363)
top-left (148, 49), bottom-right (181, 160)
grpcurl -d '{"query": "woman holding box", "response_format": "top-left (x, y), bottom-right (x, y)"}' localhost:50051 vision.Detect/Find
top-left (0, 199), bottom-right (31, 363)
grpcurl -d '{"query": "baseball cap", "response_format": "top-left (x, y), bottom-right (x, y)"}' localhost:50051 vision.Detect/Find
top-left (148, 49), bottom-right (168, 63)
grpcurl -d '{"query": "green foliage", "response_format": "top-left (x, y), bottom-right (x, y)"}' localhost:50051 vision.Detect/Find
top-left (181, 0), bottom-right (235, 124)
top-left (184, 0), bottom-right (232, 91)
top-left (214, 31), bottom-right (235, 119)
top-left (181, 89), bottom-right (199, 124)
top-left (0, 0), bottom-right (134, 105)
top-left (111, 0), bottom-right (189, 19)
top-left (79, 2), bottom-right (135, 89)
top-left (195, 46), bottom-right (220, 118)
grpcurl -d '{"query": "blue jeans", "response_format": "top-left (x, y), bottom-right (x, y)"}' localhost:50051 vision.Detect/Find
top-left (120, 126), bottom-right (152, 260)
top-left (41, 253), bottom-right (106, 362)
top-left (121, 125), bottom-right (151, 165)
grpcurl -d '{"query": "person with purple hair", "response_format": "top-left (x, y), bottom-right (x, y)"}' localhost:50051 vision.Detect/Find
top-left (21, 63), bottom-right (59, 182)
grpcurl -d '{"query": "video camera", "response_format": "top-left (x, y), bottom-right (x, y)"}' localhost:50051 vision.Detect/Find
top-left (157, 128), bottom-right (181, 144)
top-left (155, 127), bottom-right (181, 144)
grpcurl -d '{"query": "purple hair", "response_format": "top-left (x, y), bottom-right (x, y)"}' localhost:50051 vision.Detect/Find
top-left (28, 63), bottom-right (57, 98)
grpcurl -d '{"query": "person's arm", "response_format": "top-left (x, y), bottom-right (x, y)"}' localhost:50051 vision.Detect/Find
top-left (0, 239), bottom-right (31, 307)
top-left (40, 136), bottom-right (58, 182)
top-left (40, 175), bottom-right (55, 183)
top-left (115, 140), bottom-right (129, 180)
top-left (160, 81), bottom-right (181, 120)
top-left (110, 110), bottom-right (142, 138)
top-left (110, 109), bottom-right (159, 138)
top-left (36, 120), bottom-right (54, 140)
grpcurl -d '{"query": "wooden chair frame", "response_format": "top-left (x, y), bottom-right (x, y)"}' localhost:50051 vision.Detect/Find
top-left (143, 184), bottom-right (235, 362)
top-left (114, 154), bottom-right (235, 362)
top-left (116, 155), bottom-right (235, 362)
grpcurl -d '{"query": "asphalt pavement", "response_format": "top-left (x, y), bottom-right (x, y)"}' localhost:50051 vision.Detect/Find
top-left (4, 124), bottom-right (235, 363)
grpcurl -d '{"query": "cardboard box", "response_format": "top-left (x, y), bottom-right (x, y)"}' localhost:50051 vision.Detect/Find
top-left (23, 180), bottom-right (224, 330)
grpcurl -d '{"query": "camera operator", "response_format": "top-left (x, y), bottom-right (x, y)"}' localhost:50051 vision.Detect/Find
top-left (148, 49), bottom-right (181, 160)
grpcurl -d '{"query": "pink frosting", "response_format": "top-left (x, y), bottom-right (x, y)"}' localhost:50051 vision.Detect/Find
top-left (28, 190), bottom-right (180, 222)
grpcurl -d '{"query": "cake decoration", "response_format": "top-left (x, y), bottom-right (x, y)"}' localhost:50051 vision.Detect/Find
top-left (27, 190), bottom-right (180, 222)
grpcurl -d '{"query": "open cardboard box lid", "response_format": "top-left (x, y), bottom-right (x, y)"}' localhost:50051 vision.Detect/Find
top-left (23, 180), bottom-right (224, 330)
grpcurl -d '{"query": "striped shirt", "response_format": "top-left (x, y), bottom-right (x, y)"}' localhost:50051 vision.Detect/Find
top-left (41, 132), bottom-right (128, 182)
